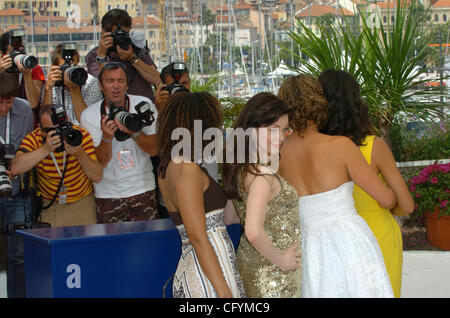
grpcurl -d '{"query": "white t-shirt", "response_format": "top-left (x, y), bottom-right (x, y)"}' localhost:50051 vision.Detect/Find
top-left (80, 94), bottom-right (158, 199)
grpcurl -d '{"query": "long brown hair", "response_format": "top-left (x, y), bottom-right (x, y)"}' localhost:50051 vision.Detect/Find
top-left (221, 92), bottom-right (290, 201)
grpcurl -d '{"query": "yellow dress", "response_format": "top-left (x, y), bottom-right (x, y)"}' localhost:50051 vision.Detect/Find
top-left (353, 135), bottom-right (403, 298)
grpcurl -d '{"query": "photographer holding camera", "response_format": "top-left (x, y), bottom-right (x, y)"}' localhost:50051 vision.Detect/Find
top-left (0, 29), bottom-right (45, 111)
top-left (0, 72), bottom-right (34, 298)
top-left (42, 43), bottom-right (103, 125)
top-left (85, 9), bottom-right (160, 102)
top-left (10, 104), bottom-right (102, 228)
top-left (154, 62), bottom-right (191, 112)
top-left (80, 62), bottom-right (159, 223)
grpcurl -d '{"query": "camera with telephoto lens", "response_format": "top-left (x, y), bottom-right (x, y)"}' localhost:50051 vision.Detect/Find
top-left (162, 62), bottom-right (190, 95)
top-left (5, 28), bottom-right (38, 74)
top-left (0, 143), bottom-right (15, 197)
top-left (50, 104), bottom-right (83, 151)
top-left (55, 42), bottom-right (88, 87)
top-left (108, 101), bottom-right (155, 141)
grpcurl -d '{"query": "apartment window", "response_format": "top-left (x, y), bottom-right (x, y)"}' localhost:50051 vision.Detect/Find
top-left (125, 4), bottom-right (128, 10)
top-left (383, 16), bottom-right (387, 23)
top-left (434, 14), bottom-right (439, 22)
top-left (444, 15), bottom-right (447, 22)
top-left (67, 1), bottom-right (71, 6)
top-left (54, 1), bottom-right (57, 7)
top-left (107, 4), bottom-right (111, 10)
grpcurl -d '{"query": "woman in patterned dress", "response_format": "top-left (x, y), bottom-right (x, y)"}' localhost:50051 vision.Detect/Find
top-left (157, 91), bottom-right (245, 298)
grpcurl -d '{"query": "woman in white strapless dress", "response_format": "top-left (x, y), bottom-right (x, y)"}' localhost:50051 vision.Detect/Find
top-left (278, 75), bottom-right (394, 298)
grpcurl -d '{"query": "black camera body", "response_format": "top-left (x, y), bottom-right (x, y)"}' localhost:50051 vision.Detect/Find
top-left (6, 28), bottom-right (38, 74)
top-left (108, 101), bottom-right (155, 141)
top-left (107, 25), bottom-right (149, 58)
top-left (55, 42), bottom-right (88, 87)
top-left (50, 105), bottom-right (83, 151)
top-left (109, 26), bottom-right (132, 53)
top-left (0, 143), bottom-right (15, 197)
top-left (162, 62), bottom-right (190, 95)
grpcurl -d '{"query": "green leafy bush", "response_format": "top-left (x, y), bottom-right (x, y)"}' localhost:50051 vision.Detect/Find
top-left (391, 120), bottom-right (449, 161)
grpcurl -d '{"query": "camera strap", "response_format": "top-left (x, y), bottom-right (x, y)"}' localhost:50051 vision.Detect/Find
top-left (50, 151), bottom-right (66, 181)
top-left (0, 111), bottom-right (11, 144)
top-left (42, 152), bottom-right (67, 210)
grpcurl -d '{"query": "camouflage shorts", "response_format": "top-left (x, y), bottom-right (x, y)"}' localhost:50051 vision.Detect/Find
top-left (95, 190), bottom-right (159, 224)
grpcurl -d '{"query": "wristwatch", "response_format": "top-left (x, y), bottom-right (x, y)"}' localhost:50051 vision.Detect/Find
top-left (96, 56), bottom-right (108, 64)
top-left (129, 55), bottom-right (139, 64)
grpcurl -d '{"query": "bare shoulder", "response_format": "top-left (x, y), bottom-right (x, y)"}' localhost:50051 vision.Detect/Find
top-left (166, 161), bottom-right (203, 185)
top-left (372, 136), bottom-right (396, 168)
top-left (326, 134), bottom-right (356, 151)
top-left (373, 136), bottom-right (392, 154)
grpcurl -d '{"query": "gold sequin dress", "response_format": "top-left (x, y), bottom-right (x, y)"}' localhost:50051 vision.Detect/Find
top-left (233, 172), bottom-right (302, 298)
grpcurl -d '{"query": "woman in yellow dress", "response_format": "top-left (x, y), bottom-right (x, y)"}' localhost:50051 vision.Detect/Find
top-left (318, 69), bottom-right (414, 298)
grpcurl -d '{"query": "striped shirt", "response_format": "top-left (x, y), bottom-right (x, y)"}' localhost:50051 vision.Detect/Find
top-left (17, 126), bottom-right (97, 203)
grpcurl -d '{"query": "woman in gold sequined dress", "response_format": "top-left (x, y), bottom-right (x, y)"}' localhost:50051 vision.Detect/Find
top-left (222, 93), bottom-right (302, 298)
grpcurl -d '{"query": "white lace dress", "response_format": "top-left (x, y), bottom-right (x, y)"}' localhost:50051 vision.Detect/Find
top-left (299, 181), bottom-right (394, 298)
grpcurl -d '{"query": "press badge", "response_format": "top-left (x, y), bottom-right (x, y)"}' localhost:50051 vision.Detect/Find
top-left (59, 185), bottom-right (68, 205)
top-left (118, 150), bottom-right (135, 170)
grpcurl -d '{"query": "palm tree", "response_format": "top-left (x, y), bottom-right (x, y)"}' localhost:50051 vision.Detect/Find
top-left (283, 0), bottom-right (447, 147)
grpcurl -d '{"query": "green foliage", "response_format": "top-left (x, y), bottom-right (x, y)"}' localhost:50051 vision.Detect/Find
top-left (282, 0), bottom-right (447, 144)
top-left (219, 97), bottom-right (246, 128)
top-left (190, 73), bottom-right (220, 93)
top-left (391, 120), bottom-right (450, 161)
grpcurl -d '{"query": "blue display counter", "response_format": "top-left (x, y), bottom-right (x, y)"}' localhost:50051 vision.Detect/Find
top-left (17, 219), bottom-right (242, 298)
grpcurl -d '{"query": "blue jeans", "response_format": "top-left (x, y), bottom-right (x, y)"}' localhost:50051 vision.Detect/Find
top-left (0, 193), bottom-right (32, 298)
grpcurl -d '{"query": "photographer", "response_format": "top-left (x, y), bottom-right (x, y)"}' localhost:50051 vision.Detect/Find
top-left (42, 43), bottom-right (103, 125)
top-left (80, 62), bottom-right (159, 223)
top-left (85, 9), bottom-right (160, 102)
top-left (154, 62), bottom-right (191, 112)
top-left (10, 105), bottom-right (102, 228)
top-left (0, 29), bottom-right (45, 111)
top-left (0, 72), bottom-right (33, 298)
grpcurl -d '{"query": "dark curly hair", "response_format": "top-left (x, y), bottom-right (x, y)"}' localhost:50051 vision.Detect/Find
top-left (157, 91), bottom-right (222, 178)
top-left (278, 75), bottom-right (328, 135)
top-left (318, 69), bottom-right (375, 146)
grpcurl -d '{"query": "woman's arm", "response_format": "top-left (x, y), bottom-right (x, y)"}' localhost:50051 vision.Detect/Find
top-left (223, 200), bottom-right (240, 225)
top-left (176, 163), bottom-right (233, 297)
top-left (342, 138), bottom-right (397, 210)
top-left (372, 137), bottom-right (414, 216)
top-left (244, 175), bottom-right (300, 272)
